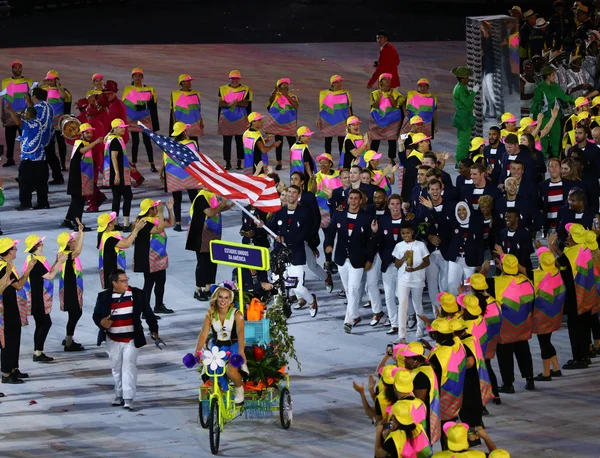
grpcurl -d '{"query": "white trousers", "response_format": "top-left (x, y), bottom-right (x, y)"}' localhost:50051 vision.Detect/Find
top-left (287, 263), bottom-right (313, 304)
top-left (396, 281), bottom-right (425, 339)
top-left (338, 258), bottom-right (364, 324)
top-left (365, 253), bottom-right (383, 314)
top-left (106, 337), bottom-right (139, 400)
top-left (305, 243), bottom-right (326, 281)
top-left (426, 250), bottom-right (447, 309)
top-left (447, 257), bottom-right (476, 296)
top-left (382, 264), bottom-right (398, 325)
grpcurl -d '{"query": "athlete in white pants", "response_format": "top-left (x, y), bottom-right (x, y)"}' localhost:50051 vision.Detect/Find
top-left (106, 338), bottom-right (139, 404)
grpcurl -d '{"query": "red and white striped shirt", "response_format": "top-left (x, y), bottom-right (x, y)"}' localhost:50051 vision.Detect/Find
top-left (108, 289), bottom-right (134, 343)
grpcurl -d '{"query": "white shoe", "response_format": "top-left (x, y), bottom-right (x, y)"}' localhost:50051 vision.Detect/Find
top-left (392, 337), bottom-right (407, 345)
top-left (123, 399), bottom-right (134, 411)
top-left (235, 385), bottom-right (244, 404)
top-left (416, 329), bottom-right (426, 338)
top-left (383, 318), bottom-right (391, 327)
top-left (293, 301), bottom-right (306, 310)
top-left (111, 396), bottom-right (124, 406)
top-left (361, 301), bottom-right (372, 308)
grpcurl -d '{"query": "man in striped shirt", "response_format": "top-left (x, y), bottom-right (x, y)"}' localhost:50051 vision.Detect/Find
top-left (93, 269), bottom-right (159, 411)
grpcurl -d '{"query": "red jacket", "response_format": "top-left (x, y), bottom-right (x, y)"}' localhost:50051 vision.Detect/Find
top-left (368, 42), bottom-right (401, 88)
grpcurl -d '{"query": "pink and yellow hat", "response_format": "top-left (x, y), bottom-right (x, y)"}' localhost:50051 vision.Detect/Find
top-left (248, 112), bottom-right (264, 123)
top-left (276, 77), bottom-right (291, 87)
top-left (417, 77), bottom-right (430, 86)
top-left (379, 72), bottom-right (393, 81)
top-left (229, 70), bottom-right (241, 79)
top-left (0, 238), bottom-right (20, 253)
top-left (410, 116), bottom-right (424, 125)
top-left (316, 153), bottom-right (334, 163)
top-left (330, 74), bottom-right (343, 84)
top-left (45, 70), bottom-right (59, 80)
top-left (92, 73), bottom-right (104, 81)
top-left (346, 116), bottom-right (361, 126)
top-left (11, 60), bottom-right (22, 67)
top-left (297, 126), bottom-right (315, 137)
top-left (131, 67), bottom-right (144, 76)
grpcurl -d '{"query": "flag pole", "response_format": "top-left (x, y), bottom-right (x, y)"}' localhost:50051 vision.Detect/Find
top-left (232, 200), bottom-right (279, 239)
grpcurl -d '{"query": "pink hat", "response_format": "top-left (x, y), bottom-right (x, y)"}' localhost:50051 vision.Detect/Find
top-left (11, 60), bottom-right (22, 67)
top-left (277, 77), bottom-right (291, 86)
top-left (456, 293), bottom-right (466, 308)
top-left (379, 72), bottom-right (393, 81)
top-left (536, 246), bottom-right (550, 259)
top-left (92, 73), bottom-right (104, 81)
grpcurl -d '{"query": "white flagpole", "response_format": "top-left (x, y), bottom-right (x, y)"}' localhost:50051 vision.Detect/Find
top-left (232, 200), bottom-right (278, 239)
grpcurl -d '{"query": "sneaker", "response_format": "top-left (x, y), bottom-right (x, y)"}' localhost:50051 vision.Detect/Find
top-left (112, 396), bottom-right (124, 406)
top-left (14, 370), bottom-right (28, 379)
top-left (225, 162), bottom-right (232, 171)
top-left (309, 295), bottom-right (318, 317)
top-left (416, 328), bottom-right (426, 338)
top-left (550, 369), bottom-right (563, 377)
top-left (64, 342), bottom-right (85, 352)
top-left (122, 224), bottom-right (133, 233)
top-left (370, 312), bottom-right (384, 327)
top-left (193, 290), bottom-right (208, 302)
top-left (1, 374), bottom-right (23, 384)
top-left (343, 323), bottom-right (352, 334)
top-left (392, 337), bottom-right (407, 345)
top-left (2, 159), bottom-right (15, 167)
top-left (62, 339), bottom-right (82, 346)
top-left (154, 304), bottom-right (174, 314)
top-left (123, 399), bottom-right (134, 410)
top-left (33, 353), bottom-right (54, 363)
top-left (533, 373), bottom-right (551, 382)
top-left (407, 313), bottom-right (417, 330)
top-left (234, 385), bottom-right (244, 404)
top-left (524, 378), bottom-right (535, 391)
top-left (173, 224), bottom-right (183, 232)
top-left (562, 359), bottom-right (588, 370)
top-left (386, 327), bottom-right (399, 335)
top-left (293, 300), bottom-right (306, 310)
top-left (498, 384), bottom-right (515, 394)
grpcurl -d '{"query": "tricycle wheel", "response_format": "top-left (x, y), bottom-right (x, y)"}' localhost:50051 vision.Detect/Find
top-left (198, 397), bottom-right (209, 429)
top-left (279, 387), bottom-right (292, 429)
top-left (209, 397), bottom-right (221, 454)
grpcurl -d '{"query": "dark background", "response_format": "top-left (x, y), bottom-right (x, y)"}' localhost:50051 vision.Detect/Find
top-left (0, 0), bottom-right (563, 47)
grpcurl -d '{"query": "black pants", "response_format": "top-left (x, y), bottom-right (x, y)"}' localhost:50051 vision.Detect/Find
top-left (370, 139), bottom-right (398, 159)
top-left (66, 194), bottom-right (86, 223)
top-left (485, 358), bottom-right (499, 397)
top-left (66, 307), bottom-right (82, 336)
top-left (567, 310), bottom-right (591, 361)
top-left (537, 332), bottom-right (557, 360)
top-left (222, 135), bottom-right (244, 163)
top-left (19, 160), bottom-right (49, 207)
top-left (4, 125), bottom-right (20, 160)
top-left (173, 189), bottom-right (199, 222)
top-left (131, 131), bottom-right (154, 164)
top-left (322, 226), bottom-right (334, 263)
top-left (111, 185), bottom-right (133, 217)
top-left (274, 135), bottom-right (295, 162)
top-left (590, 313), bottom-right (600, 340)
top-left (1, 324), bottom-right (21, 373)
top-left (324, 136), bottom-right (344, 156)
top-left (45, 142), bottom-right (63, 181)
top-left (143, 270), bottom-right (167, 308)
top-left (33, 312), bottom-right (52, 352)
top-left (51, 129), bottom-right (67, 168)
top-left (496, 340), bottom-right (533, 385)
top-left (196, 251), bottom-right (217, 287)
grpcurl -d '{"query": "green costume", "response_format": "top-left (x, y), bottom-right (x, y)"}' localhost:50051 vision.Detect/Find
top-left (452, 82), bottom-right (476, 163)
top-left (531, 81), bottom-right (574, 158)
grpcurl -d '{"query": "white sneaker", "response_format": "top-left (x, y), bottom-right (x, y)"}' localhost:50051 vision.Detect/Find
top-left (235, 385), bottom-right (244, 404)
top-left (123, 399), bottom-right (134, 411)
top-left (111, 396), bottom-right (124, 406)
top-left (416, 329), bottom-right (427, 338)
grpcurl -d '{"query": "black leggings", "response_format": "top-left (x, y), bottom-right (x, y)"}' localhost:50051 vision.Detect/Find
top-left (172, 189), bottom-right (199, 222)
top-left (223, 135), bottom-right (244, 163)
top-left (66, 194), bottom-right (86, 223)
top-left (1, 324), bottom-right (21, 373)
top-left (33, 312), bottom-right (52, 352)
top-left (111, 185), bottom-right (133, 217)
top-left (131, 131), bottom-right (154, 164)
top-left (274, 135), bottom-right (295, 162)
top-left (66, 307), bottom-right (83, 336)
top-left (370, 139), bottom-right (398, 159)
top-left (485, 358), bottom-right (499, 397)
top-left (324, 136), bottom-right (344, 156)
top-left (591, 313), bottom-right (600, 340)
top-left (196, 251), bottom-right (217, 288)
top-left (143, 270), bottom-right (166, 308)
top-left (53, 129), bottom-right (67, 168)
top-left (536, 332), bottom-right (557, 359)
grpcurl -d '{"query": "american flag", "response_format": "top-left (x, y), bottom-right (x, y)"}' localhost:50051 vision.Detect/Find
top-left (139, 124), bottom-right (281, 212)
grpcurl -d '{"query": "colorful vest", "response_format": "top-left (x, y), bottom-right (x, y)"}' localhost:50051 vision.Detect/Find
top-left (482, 295), bottom-right (502, 360)
top-left (461, 333), bottom-right (494, 406)
top-left (43, 86), bottom-right (65, 128)
top-left (145, 217), bottom-right (169, 273)
top-left (171, 90), bottom-right (202, 125)
top-left (164, 139), bottom-right (201, 192)
top-left (73, 139), bottom-right (95, 196)
top-left (406, 90), bottom-right (437, 126)
top-left (219, 85), bottom-right (252, 123)
top-left (99, 231), bottom-right (126, 289)
top-left (387, 425), bottom-right (432, 458)
top-left (103, 134), bottom-right (131, 186)
top-left (563, 244), bottom-right (599, 315)
top-left (122, 85), bottom-right (156, 122)
top-left (315, 170), bottom-right (342, 229)
top-left (533, 269), bottom-right (566, 334)
top-left (495, 274), bottom-right (535, 344)
top-left (412, 365), bottom-right (441, 444)
top-left (370, 89), bottom-right (404, 127)
top-left (242, 129), bottom-right (267, 175)
top-left (376, 390), bottom-right (392, 422)
top-left (370, 168), bottom-right (391, 196)
top-left (289, 142), bottom-right (316, 177)
top-left (267, 92), bottom-right (297, 127)
top-left (340, 133), bottom-right (366, 168)
top-left (58, 252), bottom-right (84, 311)
top-left (19, 256), bottom-right (54, 315)
top-left (319, 89), bottom-right (351, 127)
top-left (430, 337), bottom-right (467, 421)
top-left (1, 77), bottom-right (33, 112)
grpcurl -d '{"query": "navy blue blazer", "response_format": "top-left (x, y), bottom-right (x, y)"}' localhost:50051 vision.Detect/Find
top-left (460, 183), bottom-right (501, 212)
top-left (300, 191), bottom-right (321, 248)
top-left (556, 208), bottom-right (596, 244)
top-left (372, 215), bottom-right (408, 272)
top-left (498, 226), bottom-right (534, 274)
top-left (494, 195), bottom-right (543, 233)
top-left (445, 219), bottom-right (484, 267)
top-left (419, 199), bottom-right (456, 256)
top-left (484, 142), bottom-right (506, 184)
top-left (537, 179), bottom-right (576, 225)
top-left (268, 204), bottom-right (310, 265)
top-left (325, 209), bottom-right (373, 268)
top-left (499, 148), bottom-right (536, 184)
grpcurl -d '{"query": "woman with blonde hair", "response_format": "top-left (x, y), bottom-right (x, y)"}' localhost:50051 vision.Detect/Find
top-left (194, 286), bottom-right (247, 404)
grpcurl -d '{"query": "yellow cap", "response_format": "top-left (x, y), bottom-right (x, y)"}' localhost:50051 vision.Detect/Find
top-left (575, 96), bottom-right (590, 108)
top-left (364, 150), bottom-right (383, 163)
top-left (393, 369), bottom-right (414, 393)
top-left (381, 364), bottom-right (396, 385)
top-left (501, 112), bottom-right (517, 123)
top-left (501, 253), bottom-right (519, 275)
top-left (131, 67), bottom-right (144, 75)
top-left (462, 294), bottom-right (482, 316)
top-left (450, 317), bottom-right (468, 331)
top-left (296, 126), bottom-right (315, 137)
top-left (539, 251), bottom-right (558, 274)
top-left (139, 198), bottom-right (160, 216)
top-left (592, 96), bottom-right (600, 107)
top-left (518, 117), bottom-right (538, 134)
top-left (585, 230), bottom-right (598, 251)
top-left (316, 153), bottom-right (334, 163)
top-left (397, 341), bottom-right (426, 358)
top-left (111, 118), bottom-right (128, 129)
top-left (178, 73), bottom-right (194, 84)
top-left (411, 132), bottom-right (431, 145)
top-left (329, 74), bottom-right (343, 84)
top-left (446, 423), bottom-right (469, 452)
top-left (577, 111), bottom-right (591, 121)
top-left (57, 232), bottom-right (75, 252)
top-left (469, 137), bottom-right (486, 151)
top-left (247, 112), bottom-right (264, 123)
top-left (469, 273), bottom-right (488, 291)
top-left (229, 70), bottom-right (241, 79)
top-left (410, 116), bottom-right (424, 125)
top-left (24, 235), bottom-right (45, 253)
top-left (439, 292), bottom-right (459, 314)
top-left (391, 400), bottom-right (415, 425)
top-left (0, 238), bottom-right (19, 254)
top-left (489, 450), bottom-right (511, 458)
top-left (97, 212), bottom-right (117, 232)
top-left (417, 77), bottom-right (430, 86)
top-left (431, 317), bottom-right (454, 334)
top-left (45, 70), bottom-right (59, 79)
top-left (567, 223), bottom-right (586, 244)
top-left (79, 123), bottom-right (95, 133)
top-left (171, 121), bottom-right (190, 137)
top-left (346, 115), bottom-right (361, 126)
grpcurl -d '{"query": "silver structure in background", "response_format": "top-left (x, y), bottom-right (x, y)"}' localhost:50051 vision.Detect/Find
top-left (466, 15), bottom-right (520, 138)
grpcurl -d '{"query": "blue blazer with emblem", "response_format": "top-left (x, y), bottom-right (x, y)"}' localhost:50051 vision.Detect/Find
top-left (268, 204), bottom-right (309, 265)
top-left (325, 208), bottom-right (373, 268)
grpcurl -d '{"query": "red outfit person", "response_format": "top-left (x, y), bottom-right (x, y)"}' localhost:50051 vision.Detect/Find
top-left (368, 31), bottom-right (400, 89)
